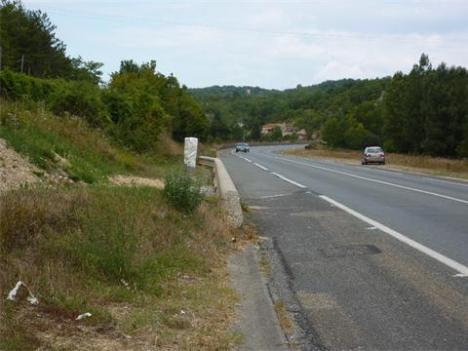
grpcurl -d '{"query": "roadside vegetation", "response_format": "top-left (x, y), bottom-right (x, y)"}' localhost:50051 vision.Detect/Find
top-left (0, 2), bottom-right (243, 349)
top-left (0, 185), bottom-right (241, 350)
top-left (0, 99), bottom-right (167, 184)
top-left (287, 146), bottom-right (468, 180)
top-left (0, 93), bottom-right (243, 350)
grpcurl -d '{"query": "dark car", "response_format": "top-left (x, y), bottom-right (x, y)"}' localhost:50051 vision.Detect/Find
top-left (235, 143), bottom-right (250, 153)
top-left (362, 146), bottom-right (385, 165)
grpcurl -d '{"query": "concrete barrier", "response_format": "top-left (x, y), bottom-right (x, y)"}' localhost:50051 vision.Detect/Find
top-left (198, 156), bottom-right (243, 228)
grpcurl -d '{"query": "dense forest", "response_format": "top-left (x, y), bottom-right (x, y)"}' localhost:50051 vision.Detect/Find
top-left (191, 56), bottom-right (468, 158)
top-left (0, 0), bottom-right (209, 152)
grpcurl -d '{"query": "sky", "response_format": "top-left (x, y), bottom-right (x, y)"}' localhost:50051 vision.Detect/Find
top-left (23, 0), bottom-right (468, 89)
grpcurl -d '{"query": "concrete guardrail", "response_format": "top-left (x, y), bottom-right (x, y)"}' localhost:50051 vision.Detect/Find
top-left (198, 156), bottom-right (243, 228)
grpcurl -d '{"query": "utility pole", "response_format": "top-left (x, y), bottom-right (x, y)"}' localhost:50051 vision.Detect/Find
top-left (20, 54), bottom-right (25, 73)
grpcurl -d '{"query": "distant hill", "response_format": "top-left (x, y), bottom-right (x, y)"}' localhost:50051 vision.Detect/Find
top-left (189, 57), bottom-right (468, 158)
top-left (189, 78), bottom-right (390, 144)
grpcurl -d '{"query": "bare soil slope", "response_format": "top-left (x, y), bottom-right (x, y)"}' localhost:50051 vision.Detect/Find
top-left (0, 138), bottom-right (40, 192)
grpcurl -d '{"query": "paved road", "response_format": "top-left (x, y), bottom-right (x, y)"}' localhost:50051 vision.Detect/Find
top-left (221, 145), bottom-right (468, 350)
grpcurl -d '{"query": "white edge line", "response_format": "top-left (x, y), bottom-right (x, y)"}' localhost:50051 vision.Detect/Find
top-left (319, 195), bottom-right (468, 277)
top-left (260, 193), bottom-right (292, 199)
top-left (254, 162), bottom-right (269, 171)
top-left (273, 156), bottom-right (468, 205)
top-left (271, 172), bottom-right (307, 189)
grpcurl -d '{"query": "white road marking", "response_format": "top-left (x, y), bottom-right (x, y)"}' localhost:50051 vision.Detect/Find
top-left (254, 162), bottom-right (269, 171)
top-left (243, 157), bottom-right (252, 163)
top-left (271, 172), bottom-right (307, 189)
top-left (319, 195), bottom-right (468, 277)
top-left (273, 156), bottom-right (468, 205)
top-left (260, 193), bottom-right (292, 199)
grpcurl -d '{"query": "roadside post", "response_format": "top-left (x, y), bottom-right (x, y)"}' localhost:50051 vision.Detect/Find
top-left (184, 137), bottom-right (198, 172)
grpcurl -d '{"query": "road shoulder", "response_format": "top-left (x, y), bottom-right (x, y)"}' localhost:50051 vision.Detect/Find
top-left (229, 244), bottom-right (289, 351)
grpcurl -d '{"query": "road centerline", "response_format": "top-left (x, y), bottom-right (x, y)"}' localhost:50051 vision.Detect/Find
top-left (319, 194), bottom-right (468, 277)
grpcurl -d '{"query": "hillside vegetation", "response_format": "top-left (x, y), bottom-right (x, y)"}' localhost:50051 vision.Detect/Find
top-left (0, 97), bottom-right (241, 351)
top-left (0, 0), bottom-right (210, 150)
top-left (0, 1), bottom-right (241, 349)
top-left (192, 55), bottom-right (468, 158)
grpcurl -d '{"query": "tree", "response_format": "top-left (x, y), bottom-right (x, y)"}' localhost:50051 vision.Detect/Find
top-left (322, 117), bottom-right (346, 147)
top-left (0, 0), bottom-right (72, 77)
top-left (70, 56), bottom-right (104, 84)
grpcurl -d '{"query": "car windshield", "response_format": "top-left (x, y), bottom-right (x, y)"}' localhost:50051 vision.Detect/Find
top-left (367, 147), bottom-right (383, 153)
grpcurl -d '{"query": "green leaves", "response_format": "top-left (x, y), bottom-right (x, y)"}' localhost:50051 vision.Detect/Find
top-left (384, 54), bottom-right (468, 157)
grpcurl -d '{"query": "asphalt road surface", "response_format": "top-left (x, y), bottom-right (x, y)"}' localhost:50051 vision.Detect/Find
top-left (221, 145), bottom-right (468, 351)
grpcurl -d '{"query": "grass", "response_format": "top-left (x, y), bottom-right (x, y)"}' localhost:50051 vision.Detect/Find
top-left (0, 99), bottom-right (179, 183)
top-left (0, 98), bottom-right (242, 349)
top-left (287, 146), bottom-right (468, 180)
top-left (0, 186), bottom-right (239, 350)
top-left (273, 301), bottom-right (294, 336)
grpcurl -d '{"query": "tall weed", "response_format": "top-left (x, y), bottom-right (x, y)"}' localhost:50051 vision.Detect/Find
top-left (163, 171), bottom-right (203, 213)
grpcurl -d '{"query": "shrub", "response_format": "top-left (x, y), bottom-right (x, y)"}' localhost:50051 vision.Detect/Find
top-left (0, 69), bottom-right (56, 101)
top-left (50, 81), bottom-right (109, 128)
top-left (163, 171), bottom-right (203, 213)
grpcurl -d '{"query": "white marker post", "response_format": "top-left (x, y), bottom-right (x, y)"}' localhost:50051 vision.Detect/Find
top-left (184, 137), bottom-right (198, 171)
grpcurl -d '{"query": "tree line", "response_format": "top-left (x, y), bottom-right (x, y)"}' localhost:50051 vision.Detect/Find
top-left (191, 56), bottom-right (468, 158)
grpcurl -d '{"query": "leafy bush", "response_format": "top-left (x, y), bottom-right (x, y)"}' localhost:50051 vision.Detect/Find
top-left (163, 171), bottom-right (203, 213)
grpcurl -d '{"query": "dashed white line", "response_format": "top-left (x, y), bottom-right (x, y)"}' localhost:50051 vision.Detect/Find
top-left (271, 172), bottom-right (307, 189)
top-left (272, 156), bottom-right (468, 205)
top-left (260, 193), bottom-right (292, 199)
top-left (254, 162), bottom-right (269, 171)
top-left (319, 195), bottom-right (468, 277)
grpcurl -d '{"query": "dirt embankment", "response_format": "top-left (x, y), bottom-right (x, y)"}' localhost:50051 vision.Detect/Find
top-left (0, 138), bottom-right (40, 192)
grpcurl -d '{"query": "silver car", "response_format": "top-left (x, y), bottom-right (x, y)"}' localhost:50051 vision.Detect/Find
top-left (235, 143), bottom-right (250, 153)
top-left (362, 146), bottom-right (385, 165)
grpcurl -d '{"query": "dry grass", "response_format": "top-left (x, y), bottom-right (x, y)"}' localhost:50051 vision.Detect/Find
top-left (273, 301), bottom-right (294, 335)
top-left (287, 147), bottom-right (468, 180)
top-left (109, 175), bottom-right (164, 188)
top-left (156, 133), bottom-right (184, 157)
top-left (0, 186), bottom-right (240, 350)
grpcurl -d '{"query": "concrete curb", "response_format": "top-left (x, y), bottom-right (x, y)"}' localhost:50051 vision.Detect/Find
top-left (229, 244), bottom-right (289, 351)
top-left (198, 156), bottom-right (243, 227)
